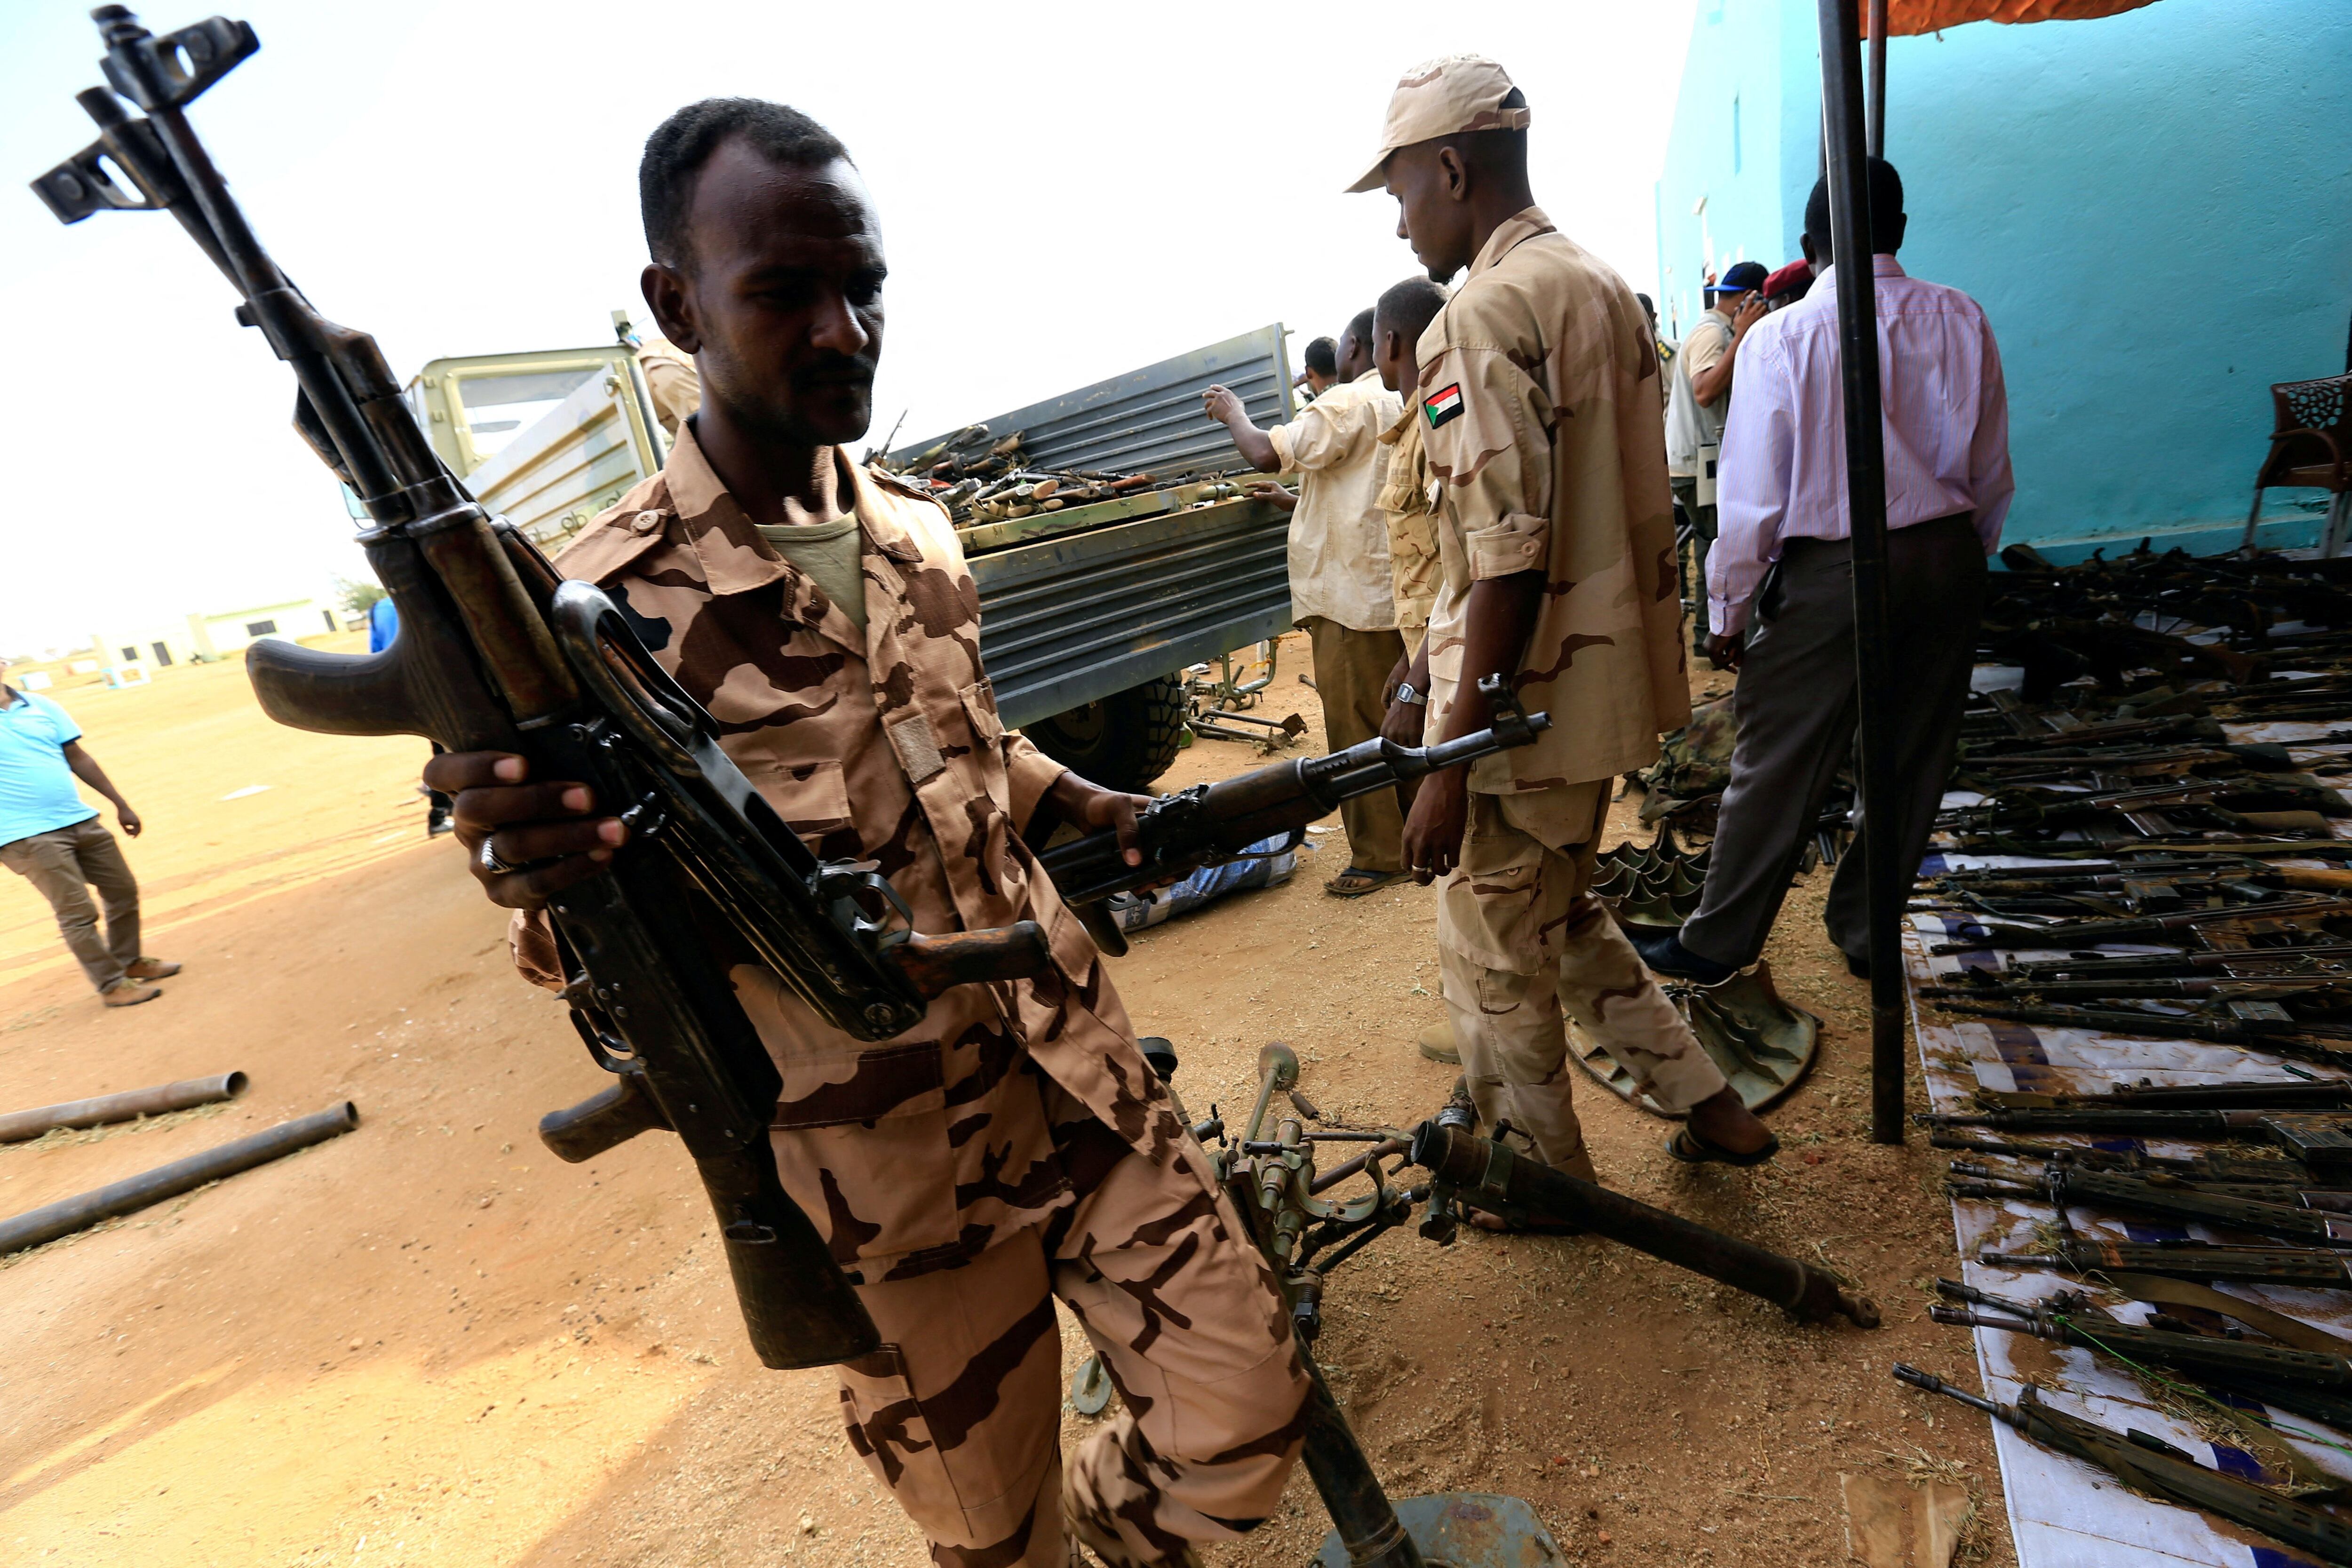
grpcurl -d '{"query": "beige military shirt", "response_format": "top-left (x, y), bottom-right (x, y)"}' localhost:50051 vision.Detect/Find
top-left (1416, 207), bottom-right (1691, 842)
top-left (1268, 369), bottom-right (1405, 631)
top-left (635, 336), bottom-right (702, 438)
top-left (1679, 310), bottom-right (1734, 441)
top-left (509, 424), bottom-right (1210, 1285)
top-left (1376, 399), bottom-right (1441, 635)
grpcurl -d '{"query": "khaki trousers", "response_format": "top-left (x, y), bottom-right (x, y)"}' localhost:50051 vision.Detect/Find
top-left (1438, 792), bottom-right (1728, 1176)
top-left (1302, 617), bottom-right (1406, 875)
top-left (0, 817), bottom-right (140, 992)
top-left (836, 1134), bottom-right (1308, 1567)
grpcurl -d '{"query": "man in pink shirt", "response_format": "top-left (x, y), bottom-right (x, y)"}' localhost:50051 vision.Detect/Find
top-left (1633, 157), bottom-right (2013, 983)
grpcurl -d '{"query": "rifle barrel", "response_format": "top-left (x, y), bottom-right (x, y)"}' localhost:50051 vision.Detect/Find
top-left (1891, 1362), bottom-right (2000, 1416)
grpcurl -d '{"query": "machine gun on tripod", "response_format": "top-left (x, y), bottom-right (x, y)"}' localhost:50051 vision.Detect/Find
top-left (1068, 1043), bottom-right (1880, 1567)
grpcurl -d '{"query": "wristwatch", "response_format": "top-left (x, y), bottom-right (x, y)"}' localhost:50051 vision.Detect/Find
top-left (1394, 682), bottom-right (1428, 706)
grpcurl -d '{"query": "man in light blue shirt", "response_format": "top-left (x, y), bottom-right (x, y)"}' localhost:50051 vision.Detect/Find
top-left (0, 657), bottom-right (177, 1005)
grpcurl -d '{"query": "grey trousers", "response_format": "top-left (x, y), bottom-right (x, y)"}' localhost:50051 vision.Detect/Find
top-left (1680, 515), bottom-right (1985, 968)
top-left (1671, 478), bottom-right (1717, 652)
top-left (0, 817), bottom-right (142, 991)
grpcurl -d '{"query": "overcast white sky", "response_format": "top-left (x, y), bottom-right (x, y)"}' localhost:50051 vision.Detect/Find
top-left (0, 0), bottom-right (1698, 656)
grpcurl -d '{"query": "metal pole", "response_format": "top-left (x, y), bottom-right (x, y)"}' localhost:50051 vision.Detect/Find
top-left (0, 1103), bottom-right (359, 1254)
top-left (1817, 0), bottom-right (1908, 1145)
top-left (1867, 0), bottom-right (1890, 157)
top-left (0, 1071), bottom-right (246, 1143)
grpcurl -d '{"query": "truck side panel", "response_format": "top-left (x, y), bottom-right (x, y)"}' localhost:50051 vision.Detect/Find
top-left (969, 496), bottom-right (1292, 732)
top-left (464, 369), bottom-right (660, 547)
top-left (891, 324), bottom-right (1295, 478)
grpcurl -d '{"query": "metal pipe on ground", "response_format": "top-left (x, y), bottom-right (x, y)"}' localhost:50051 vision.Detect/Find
top-left (1817, 0), bottom-right (1908, 1145)
top-left (0, 1072), bottom-right (249, 1144)
top-left (1414, 1123), bottom-right (1882, 1328)
top-left (0, 1103), bottom-right (359, 1254)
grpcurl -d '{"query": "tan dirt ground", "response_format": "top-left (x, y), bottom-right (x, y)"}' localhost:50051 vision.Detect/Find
top-left (0, 631), bottom-right (2015, 1568)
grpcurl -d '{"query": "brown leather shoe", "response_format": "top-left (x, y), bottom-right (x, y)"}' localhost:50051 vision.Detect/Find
top-left (125, 956), bottom-right (181, 980)
top-left (1415, 1020), bottom-right (1461, 1064)
top-left (101, 979), bottom-right (162, 1007)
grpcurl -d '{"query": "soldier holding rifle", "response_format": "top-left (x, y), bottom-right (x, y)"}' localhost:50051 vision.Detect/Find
top-left (429, 101), bottom-right (1308, 1568)
top-left (1363, 57), bottom-right (1779, 1178)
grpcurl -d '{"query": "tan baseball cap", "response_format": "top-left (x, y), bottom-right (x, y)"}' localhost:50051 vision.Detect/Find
top-left (1345, 55), bottom-right (1530, 194)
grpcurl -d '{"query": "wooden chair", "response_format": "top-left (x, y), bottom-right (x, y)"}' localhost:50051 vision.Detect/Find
top-left (2241, 372), bottom-right (2352, 556)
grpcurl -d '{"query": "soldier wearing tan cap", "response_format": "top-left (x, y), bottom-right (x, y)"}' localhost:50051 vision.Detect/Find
top-left (1363, 56), bottom-right (1780, 1182)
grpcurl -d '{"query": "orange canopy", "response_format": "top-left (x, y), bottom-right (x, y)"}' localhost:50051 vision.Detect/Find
top-left (1864, 0), bottom-right (2159, 36)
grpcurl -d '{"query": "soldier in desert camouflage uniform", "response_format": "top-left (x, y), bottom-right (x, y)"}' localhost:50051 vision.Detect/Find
top-left (1359, 57), bottom-right (1781, 1179)
top-left (428, 99), bottom-right (1306, 1568)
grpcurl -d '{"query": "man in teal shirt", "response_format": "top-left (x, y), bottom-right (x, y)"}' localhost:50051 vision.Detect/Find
top-left (0, 657), bottom-right (176, 1006)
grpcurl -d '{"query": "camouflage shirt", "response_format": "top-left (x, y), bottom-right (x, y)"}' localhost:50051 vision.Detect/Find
top-left (1376, 398), bottom-right (1441, 634)
top-left (512, 424), bottom-right (1204, 1283)
top-left (1416, 207), bottom-right (1691, 833)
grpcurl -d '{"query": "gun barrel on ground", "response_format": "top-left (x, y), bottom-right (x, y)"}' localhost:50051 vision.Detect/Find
top-left (0, 1103), bottom-right (359, 1254)
top-left (0, 1071), bottom-right (248, 1143)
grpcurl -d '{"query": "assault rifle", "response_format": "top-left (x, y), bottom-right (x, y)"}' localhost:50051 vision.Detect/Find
top-left (1036, 678), bottom-right (1548, 951)
top-left (1948, 1162), bottom-right (2352, 1215)
top-left (1923, 974), bottom-right (2352, 1002)
top-left (1950, 834), bottom-right (2352, 859)
top-left (1961, 1079), bottom-right (2352, 1113)
top-left (1930, 1130), bottom-right (2337, 1186)
top-left (1939, 776), bottom-right (2348, 836)
top-left (32, 10), bottom-right (1052, 1369)
top-left (1924, 1107), bottom-right (2352, 1161)
top-left (1951, 1164), bottom-right (2352, 1247)
top-left (1983, 1238), bottom-right (2352, 1289)
top-left (1893, 1365), bottom-right (2352, 1566)
top-left (1927, 895), bottom-right (2352, 952)
top-left (1995, 945), bottom-right (2352, 981)
top-left (1931, 1279), bottom-right (2352, 1430)
top-left (1931, 854), bottom-right (2352, 898)
top-left (1926, 1000), bottom-right (2352, 1067)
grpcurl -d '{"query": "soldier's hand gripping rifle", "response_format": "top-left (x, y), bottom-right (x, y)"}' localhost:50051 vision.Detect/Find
top-left (32, 10), bottom-right (1053, 1370)
top-left (1036, 677), bottom-right (1548, 949)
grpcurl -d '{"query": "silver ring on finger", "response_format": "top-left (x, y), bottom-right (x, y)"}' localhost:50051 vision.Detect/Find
top-left (479, 835), bottom-right (517, 876)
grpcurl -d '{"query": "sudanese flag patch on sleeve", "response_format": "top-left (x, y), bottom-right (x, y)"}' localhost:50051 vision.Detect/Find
top-left (1422, 382), bottom-right (1463, 430)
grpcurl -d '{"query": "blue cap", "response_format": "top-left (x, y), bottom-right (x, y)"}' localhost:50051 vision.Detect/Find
top-left (1707, 261), bottom-right (1769, 295)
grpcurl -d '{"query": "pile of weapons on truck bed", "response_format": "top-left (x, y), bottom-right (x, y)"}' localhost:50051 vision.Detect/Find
top-left (887, 422), bottom-right (1266, 525)
top-left (1899, 544), bottom-right (2352, 1563)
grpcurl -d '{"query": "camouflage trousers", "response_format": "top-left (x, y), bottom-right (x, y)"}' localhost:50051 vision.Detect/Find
top-left (1438, 787), bottom-right (1728, 1174)
top-left (837, 1134), bottom-right (1309, 1567)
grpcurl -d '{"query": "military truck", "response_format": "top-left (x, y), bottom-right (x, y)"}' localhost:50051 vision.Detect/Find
top-left (405, 319), bottom-right (1299, 791)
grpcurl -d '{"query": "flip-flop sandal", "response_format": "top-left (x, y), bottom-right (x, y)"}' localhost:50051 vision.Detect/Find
top-left (1665, 1127), bottom-right (1780, 1168)
top-left (1325, 867), bottom-right (1411, 898)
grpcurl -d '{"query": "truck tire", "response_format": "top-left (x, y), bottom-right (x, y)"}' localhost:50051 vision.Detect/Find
top-left (1021, 675), bottom-right (1187, 794)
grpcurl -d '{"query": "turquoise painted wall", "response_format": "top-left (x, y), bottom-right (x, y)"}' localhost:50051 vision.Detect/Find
top-left (1654, 0), bottom-right (1806, 341)
top-left (1655, 0), bottom-right (2352, 556)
